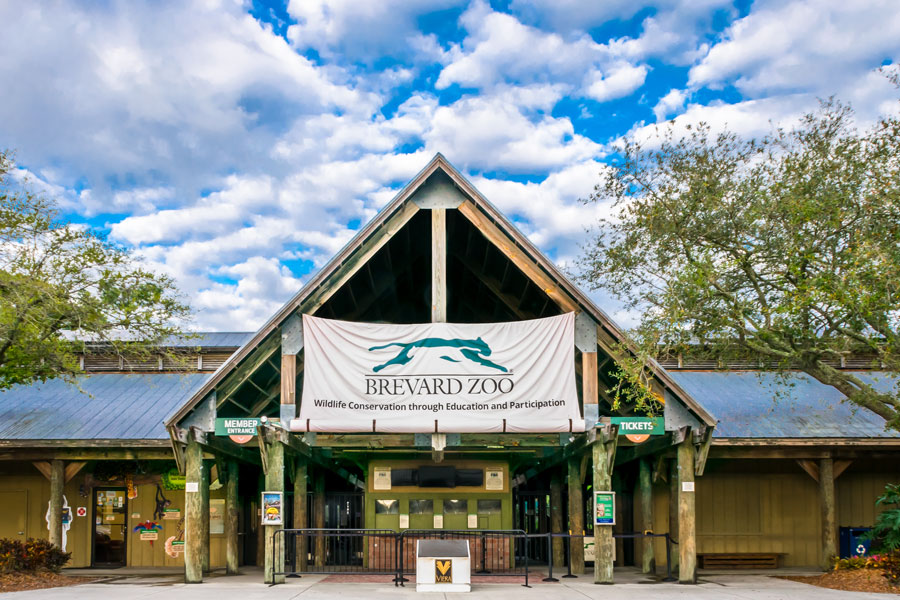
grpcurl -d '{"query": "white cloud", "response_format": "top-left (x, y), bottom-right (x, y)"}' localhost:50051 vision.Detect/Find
top-left (653, 89), bottom-right (687, 122)
top-left (689, 0), bottom-right (900, 97)
top-left (585, 64), bottom-right (648, 102)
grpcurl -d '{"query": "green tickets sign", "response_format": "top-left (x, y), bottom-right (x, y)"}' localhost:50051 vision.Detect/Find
top-left (609, 417), bottom-right (664, 436)
top-left (215, 417), bottom-right (265, 436)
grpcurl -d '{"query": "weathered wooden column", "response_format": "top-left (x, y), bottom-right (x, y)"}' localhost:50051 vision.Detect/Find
top-left (567, 457), bottom-right (585, 574)
top-left (264, 437), bottom-right (285, 584)
top-left (592, 426), bottom-right (616, 584)
top-left (819, 457), bottom-right (837, 568)
top-left (638, 458), bottom-right (655, 574)
top-left (200, 459), bottom-right (210, 573)
top-left (550, 472), bottom-right (565, 570)
top-left (293, 459), bottom-right (308, 572)
top-left (432, 208), bottom-right (446, 322)
top-left (676, 435), bottom-right (696, 584)
top-left (314, 474), bottom-right (326, 567)
top-left (48, 459), bottom-right (64, 549)
top-left (225, 461), bottom-right (239, 574)
top-left (668, 458), bottom-right (679, 574)
top-left (184, 437), bottom-right (204, 583)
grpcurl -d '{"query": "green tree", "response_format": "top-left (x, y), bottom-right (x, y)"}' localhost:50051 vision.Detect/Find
top-left (579, 96), bottom-right (900, 430)
top-left (0, 150), bottom-right (191, 390)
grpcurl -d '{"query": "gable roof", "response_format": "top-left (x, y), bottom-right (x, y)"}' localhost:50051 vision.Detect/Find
top-left (670, 371), bottom-right (900, 439)
top-left (166, 154), bottom-right (715, 428)
top-left (0, 373), bottom-right (211, 441)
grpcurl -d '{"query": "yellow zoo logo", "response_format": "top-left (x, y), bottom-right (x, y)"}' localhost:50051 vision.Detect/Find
top-left (435, 559), bottom-right (452, 583)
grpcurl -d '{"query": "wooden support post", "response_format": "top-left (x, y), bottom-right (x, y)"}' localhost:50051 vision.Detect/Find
top-left (201, 459), bottom-right (210, 573)
top-left (677, 436), bottom-right (697, 584)
top-left (583, 351), bottom-right (598, 407)
top-left (639, 458), bottom-right (655, 574)
top-left (668, 459), bottom-right (679, 574)
top-left (314, 474), bottom-right (326, 568)
top-left (264, 438), bottom-right (285, 584)
top-left (432, 208), bottom-right (446, 323)
top-left (281, 353), bottom-right (296, 423)
top-left (293, 459), bottom-right (308, 572)
top-left (48, 459), bottom-right (64, 549)
top-left (225, 461), bottom-right (239, 575)
top-left (819, 457), bottom-right (837, 568)
top-left (567, 457), bottom-right (585, 575)
top-left (592, 429), bottom-right (616, 584)
top-left (550, 472), bottom-right (564, 569)
top-left (184, 437), bottom-right (204, 583)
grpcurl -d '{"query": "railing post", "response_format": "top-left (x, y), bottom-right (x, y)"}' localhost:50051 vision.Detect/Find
top-left (542, 532), bottom-right (558, 582)
top-left (663, 533), bottom-right (676, 582)
top-left (563, 532), bottom-right (576, 578)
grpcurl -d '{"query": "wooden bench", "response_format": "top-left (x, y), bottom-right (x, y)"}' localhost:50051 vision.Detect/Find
top-left (699, 553), bottom-right (782, 569)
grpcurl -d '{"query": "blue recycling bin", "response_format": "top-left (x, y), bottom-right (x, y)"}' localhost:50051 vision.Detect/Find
top-left (839, 526), bottom-right (872, 558)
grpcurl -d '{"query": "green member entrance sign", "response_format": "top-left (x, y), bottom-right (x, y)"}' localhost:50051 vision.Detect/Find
top-left (214, 417), bottom-right (278, 444)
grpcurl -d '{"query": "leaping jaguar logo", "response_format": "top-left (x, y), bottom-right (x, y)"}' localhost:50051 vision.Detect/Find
top-left (368, 337), bottom-right (508, 373)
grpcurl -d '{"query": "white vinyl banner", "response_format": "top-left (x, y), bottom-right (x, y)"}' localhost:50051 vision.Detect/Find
top-left (293, 313), bottom-right (584, 433)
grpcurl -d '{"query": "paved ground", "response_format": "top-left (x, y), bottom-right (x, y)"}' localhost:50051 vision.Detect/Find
top-left (4, 567), bottom-right (893, 599)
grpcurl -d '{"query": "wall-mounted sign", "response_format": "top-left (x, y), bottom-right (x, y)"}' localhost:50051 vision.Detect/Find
top-left (373, 468), bottom-right (391, 490)
top-left (682, 481), bottom-right (695, 492)
top-left (467, 514), bottom-right (478, 529)
top-left (433, 515), bottom-right (443, 529)
top-left (594, 491), bottom-right (615, 526)
top-left (296, 313), bottom-right (583, 433)
top-left (399, 514), bottom-right (409, 529)
top-left (163, 508), bottom-right (181, 520)
top-left (209, 499), bottom-right (225, 534)
top-left (165, 537), bottom-right (185, 558)
top-left (185, 482), bottom-right (199, 493)
top-left (76, 506), bottom-right (87, 517)
top-left (140, 530), bottom-right (158, 541)
top-left (485, 469), bottom-right (504, 491)
top-left (609, 417), bottom-right (664, 444)
top-left (261, 491), bottom-right (283, 526)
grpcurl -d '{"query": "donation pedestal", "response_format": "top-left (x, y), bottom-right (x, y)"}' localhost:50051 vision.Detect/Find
top-left (416, 539), bottom-right (471, 593)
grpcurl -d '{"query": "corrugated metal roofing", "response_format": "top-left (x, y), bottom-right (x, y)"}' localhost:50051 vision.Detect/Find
top-left (669, 371), bottom-right (900, 439)
top-left (159, 332), bottom-right (254, 348)
top-left (0, 373), bottom-right (211, 440)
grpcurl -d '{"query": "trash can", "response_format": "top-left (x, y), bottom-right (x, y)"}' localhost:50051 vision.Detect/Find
top-left (839, 527), bottom-right (872, 558)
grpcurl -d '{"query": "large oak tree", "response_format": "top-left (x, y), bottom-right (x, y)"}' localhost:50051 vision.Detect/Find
top-left (580, 95), bottom-right (900, 430)
top-left (0, 151), bottom-right (191, 390)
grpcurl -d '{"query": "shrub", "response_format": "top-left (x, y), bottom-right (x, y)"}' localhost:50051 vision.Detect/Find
top-left (0, 538), bottom-right (70, 573)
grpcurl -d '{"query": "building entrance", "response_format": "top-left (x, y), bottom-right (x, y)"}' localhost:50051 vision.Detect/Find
top-left (92, 488), bottom-right (127, 567)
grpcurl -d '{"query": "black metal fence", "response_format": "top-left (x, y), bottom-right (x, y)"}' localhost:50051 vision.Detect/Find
top-left (270, 528), bottom-right (677, 586)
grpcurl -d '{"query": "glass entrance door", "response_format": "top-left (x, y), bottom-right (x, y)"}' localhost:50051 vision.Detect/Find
top-left (93, 488), bottom-right (127, 566)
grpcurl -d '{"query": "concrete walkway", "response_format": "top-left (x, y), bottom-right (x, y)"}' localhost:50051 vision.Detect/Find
top-left (4, 567), bottom-right (893, 599)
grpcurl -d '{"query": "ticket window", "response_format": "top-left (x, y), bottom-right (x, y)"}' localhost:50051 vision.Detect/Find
top-left (477, 499), bottom-right (502, 529)
top-left (374, 499), bottom-right (400, 529)
top-left (443, 499), bottom-right (468, 530)
top-left (409, 499), bottom-right (434, 530)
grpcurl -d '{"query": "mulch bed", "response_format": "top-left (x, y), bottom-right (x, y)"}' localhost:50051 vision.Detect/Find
top-left (0, 571), bottom-right (100, 593)
top-left (780, 569), bottom-right (899, 595)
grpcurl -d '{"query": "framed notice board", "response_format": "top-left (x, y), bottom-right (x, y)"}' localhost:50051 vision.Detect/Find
top-left (594, 491), bottom-right (615, 526)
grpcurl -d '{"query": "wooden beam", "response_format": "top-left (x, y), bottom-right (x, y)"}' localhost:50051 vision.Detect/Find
top-left (550, 472), bottom-right (565, 569)
top-left (217, 333), bottom-right (281, 409)
top-left (567, 457), bottom-right (585, 575)
top-left (293, 459), bottom-right (308, 573)
top-left (185, 437), bottom-right (203, 583)
top-left (225, 461), bottom-right (239, 575)
top-left (639, 458), bottom-right (655, 574)
top-left (432, 208), bottom-right (446, 322)
top-left (451, 251), bottom-right (529, 319)
top-left (668, 459), bottom-right (679, 574)
top-left (677, 436), bottom-right (697, 583)
top-left (796, 459), bottom-right (820, 482)
top-left (592, 431), bottom-right (615, 584)
top-left (834, 459), bottom-right (853, 479)
top-left (694, 427), bottom-right (714, 477)
top-left (32, 461), bottom-right (51, 480)
top-left (280, 353), bottom-right (297, 422)
top-left (263, 437), bottom-right (285, 584)
top-left (314, 473), bottom-right (325, 568)
top-left (583, 351), bottom-right (598, 407)
top-left (48, 460), bottom-right (64, 549)
top-left (64, 462), bottom-right (86, 483)
top-left (457, 199), bottom-right (577, 312)
top-left (819, 457), bottom-right (837, 568)
top-left (201, 456), bottom-right (210, 573)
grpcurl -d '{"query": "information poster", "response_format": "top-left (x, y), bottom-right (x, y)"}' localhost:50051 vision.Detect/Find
top-left (594, 491), bottom-right (615, 526)
top-left (209, 499), bottom-right (225, 534)
top-left (261, 491), bottom-right (283, 526)
top-left (485, 469), bottom-right (504, 490)
top-left (373, 468), bottom-right (391, 490)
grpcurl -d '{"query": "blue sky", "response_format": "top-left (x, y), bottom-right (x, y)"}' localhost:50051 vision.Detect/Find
top-left (1, 0), bottom-right (898, 330)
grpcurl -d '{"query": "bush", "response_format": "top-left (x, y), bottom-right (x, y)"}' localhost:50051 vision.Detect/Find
top-left (0, 538), bottom-right (70, 573)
